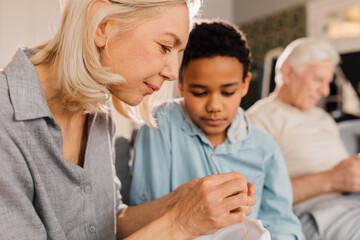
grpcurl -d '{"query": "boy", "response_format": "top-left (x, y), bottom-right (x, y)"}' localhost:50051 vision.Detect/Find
top-left (130, 19), bottom-right (304, 240)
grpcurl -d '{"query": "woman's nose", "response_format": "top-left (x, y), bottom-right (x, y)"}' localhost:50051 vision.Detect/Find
top-left (160, 53), bottom-right (179, 81)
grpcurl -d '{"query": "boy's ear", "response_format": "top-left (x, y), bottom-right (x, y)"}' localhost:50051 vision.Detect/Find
top-left (241, 72), bottom-right (251, 97)
top-left (178, 82), bottom-right (184, 97)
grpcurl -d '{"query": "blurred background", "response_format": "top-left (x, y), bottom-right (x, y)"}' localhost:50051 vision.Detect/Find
top-left (1, 0), bottom-right (359, 138)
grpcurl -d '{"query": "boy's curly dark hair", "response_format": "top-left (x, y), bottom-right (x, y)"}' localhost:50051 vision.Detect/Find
top-left (179, 19), bottom-right (251, 82)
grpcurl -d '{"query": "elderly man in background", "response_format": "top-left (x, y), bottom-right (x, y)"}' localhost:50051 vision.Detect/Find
top-left (247, 37), bottom-right (360, 240)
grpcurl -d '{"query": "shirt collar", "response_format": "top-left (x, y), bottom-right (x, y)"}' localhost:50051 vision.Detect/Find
top-left (179, 99), bottom-right (251, 144)
top-left (5, 48), bottom-right (53, 121)
top-left (227, 108), bottom-right (251, 143)
top-left (179, 100), bottom-right (210, 145)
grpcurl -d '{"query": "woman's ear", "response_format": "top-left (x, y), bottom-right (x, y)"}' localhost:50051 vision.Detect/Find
top-left (89, 0), bottom-right (112, 48)
top-left (95, 20), bottom-right (110, 48)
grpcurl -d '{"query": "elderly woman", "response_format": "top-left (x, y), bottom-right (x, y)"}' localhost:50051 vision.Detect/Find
top-left (0, 0), bottom-right (256, 239)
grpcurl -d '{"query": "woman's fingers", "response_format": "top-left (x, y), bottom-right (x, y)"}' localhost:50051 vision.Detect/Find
top-left (196, 172), bottom-right (255, 210)
top-left (248, 182), bottom-right (256, 196)
top-left (170, 172), bottom-right (257, 238)
top-left (216, 177), bottom-right (248, 197)
top-left (202, 172), bottom-right (248, 188)
top-left (222, 192), bottom-right (253, 215)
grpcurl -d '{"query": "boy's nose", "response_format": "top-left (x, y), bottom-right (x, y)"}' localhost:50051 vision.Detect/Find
top-left (206, 95), bottom-right (222, 113)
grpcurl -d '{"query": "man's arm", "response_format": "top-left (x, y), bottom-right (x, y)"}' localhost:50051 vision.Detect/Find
top-left (292, 154), bottom-right (360, 204)
top-left (291, 171), bottom-right (333, 204)
top-left (117, 172), bottom-right (256, 239)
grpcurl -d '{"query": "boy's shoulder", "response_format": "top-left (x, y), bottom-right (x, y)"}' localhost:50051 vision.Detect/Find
top-left (154, 98), bottom-right (182, 113)
top-left (153, 98), bottom-right (185, 123)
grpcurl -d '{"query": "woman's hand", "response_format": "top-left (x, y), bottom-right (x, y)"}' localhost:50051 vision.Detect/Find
top-left (167, 172), bottom-right (256, 239)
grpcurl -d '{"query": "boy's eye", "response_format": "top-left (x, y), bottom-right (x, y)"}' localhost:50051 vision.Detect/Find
top-left (191, 91), bottom-right (207, 97)
top-left (222, 91), bottom-right (235, 96)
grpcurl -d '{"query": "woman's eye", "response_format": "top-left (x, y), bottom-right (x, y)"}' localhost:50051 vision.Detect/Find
top-left (160, 44), bottom-right (171, 53)
top-left (192, 92), bottom-right (207, 97)
top-left (222, 91), bottom-right (235, 96)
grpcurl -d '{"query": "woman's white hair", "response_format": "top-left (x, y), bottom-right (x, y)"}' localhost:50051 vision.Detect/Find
top-left (31, 0), bottom-right (201, 127)
top-left (275, 37), bottom-right (340, 86)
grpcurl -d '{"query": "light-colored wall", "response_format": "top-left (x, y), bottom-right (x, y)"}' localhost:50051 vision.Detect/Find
top-left (0, 0), bottom-right (236, 138)
top-left (200, 0), bottom-right (234, 23)
top-left (0, 1), bottom-right (3, 64)
top-left (234, 0), bottom-right (310, 25)
top-left (7, 1), bottom-right (357, 135)
top-left (0, 0), bottom-right (61, 68)
top-left (0, 0), bottom-right (236, 68)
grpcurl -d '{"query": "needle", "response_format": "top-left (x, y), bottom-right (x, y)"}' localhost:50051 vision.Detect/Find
top-left (243, 222), bottom-right (248, 240)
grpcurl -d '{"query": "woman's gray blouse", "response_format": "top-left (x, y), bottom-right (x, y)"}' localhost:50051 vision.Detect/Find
top-left (0, 48), bottom-right (126, 240)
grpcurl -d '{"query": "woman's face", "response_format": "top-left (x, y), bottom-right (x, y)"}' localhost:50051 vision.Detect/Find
top-left (99, 4), bottom-right (190, 106)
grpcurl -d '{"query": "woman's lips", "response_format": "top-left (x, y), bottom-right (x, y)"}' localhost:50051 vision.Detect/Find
top-left (145, 83), bottom-right (160, 95)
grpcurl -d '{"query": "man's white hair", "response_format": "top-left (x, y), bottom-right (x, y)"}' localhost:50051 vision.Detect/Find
top-left (275, 37), bottom-right (340, 86)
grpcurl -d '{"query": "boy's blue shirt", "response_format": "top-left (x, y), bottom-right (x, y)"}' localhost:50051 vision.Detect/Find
top-left (130, 98), bottom-right (305, 240)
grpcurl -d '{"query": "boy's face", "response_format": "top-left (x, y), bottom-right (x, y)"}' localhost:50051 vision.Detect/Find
top-left (179, 56), bottom-right (251, 146)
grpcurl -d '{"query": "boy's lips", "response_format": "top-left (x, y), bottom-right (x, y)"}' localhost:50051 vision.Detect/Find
top-left (202, 118), bottom-right (223, 126)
